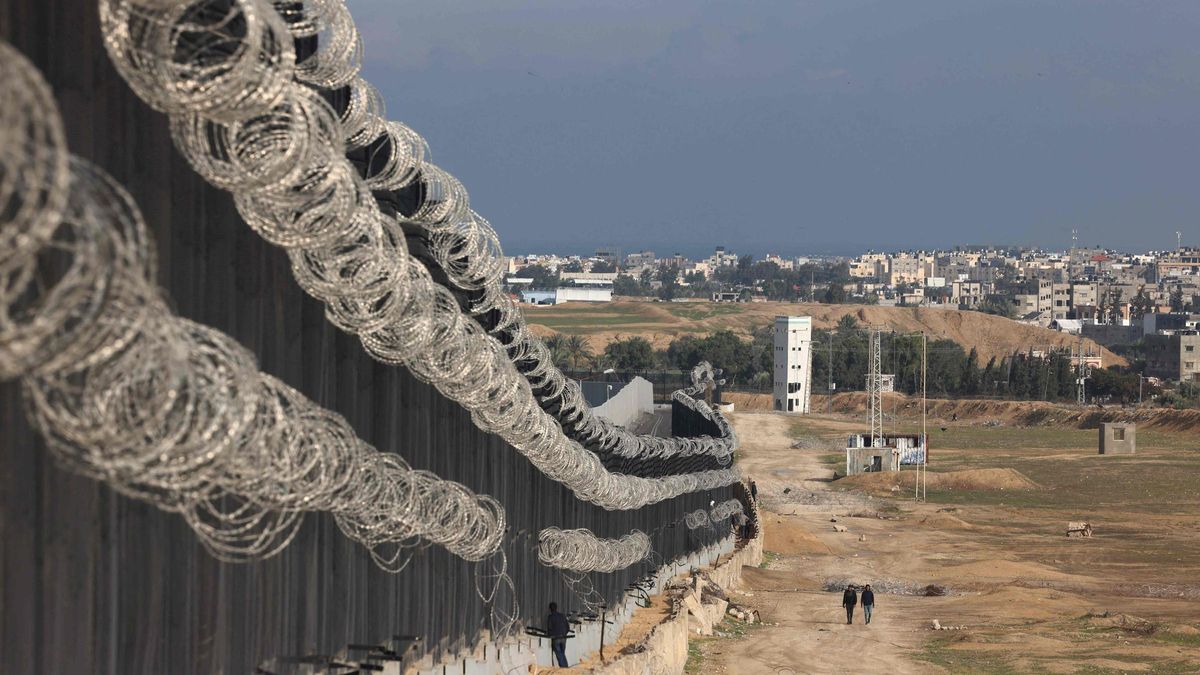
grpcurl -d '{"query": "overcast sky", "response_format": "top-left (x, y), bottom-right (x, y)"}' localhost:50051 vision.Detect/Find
top-left (352, 0), bottom-right (1200, 257)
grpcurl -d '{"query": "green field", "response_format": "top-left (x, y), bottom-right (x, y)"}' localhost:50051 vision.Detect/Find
top-left (810, 419), bottom-right (1200, 515)
top-left (659, 303), bottom-right (749, 322)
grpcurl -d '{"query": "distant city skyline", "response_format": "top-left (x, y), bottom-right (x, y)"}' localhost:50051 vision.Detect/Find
top-left (504, 239), bottom-right (1187, 261)
top-left (355, 0), bottom-right (1200, 254)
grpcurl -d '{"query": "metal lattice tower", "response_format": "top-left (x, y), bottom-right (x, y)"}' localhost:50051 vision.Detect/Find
top-left (868, 328), bottom-right (883, 447)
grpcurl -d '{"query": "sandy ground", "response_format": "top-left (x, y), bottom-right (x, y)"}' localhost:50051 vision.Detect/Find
top-left (688, 412), bottom-right (1200, 674)
top-left (704, 413), bottom-right (935, 674)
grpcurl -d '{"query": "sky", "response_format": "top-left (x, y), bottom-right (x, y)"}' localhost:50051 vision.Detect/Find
top-left (352, 0), bottom-right (1200, 257)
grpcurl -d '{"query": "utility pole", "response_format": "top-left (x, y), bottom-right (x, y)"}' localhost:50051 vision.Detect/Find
top-left (1070, 228), bottom-right (1078, 278)
top-left (1076, 333), bottom-right (1090, 405)
top-left (917, 333), bottom-right (928, 502)
top-left (826, 329), bottom-right (834, 413)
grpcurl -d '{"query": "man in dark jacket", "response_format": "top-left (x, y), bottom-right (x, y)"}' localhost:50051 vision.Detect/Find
top-left (547, 602), bottom-right (570, 667)
top-left (841, 585), bottom-right (857, 624)
top-left (862, 584), bottom-right (875, 624)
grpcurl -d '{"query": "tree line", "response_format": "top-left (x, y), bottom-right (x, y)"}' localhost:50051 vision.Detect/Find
top-left (544, 315), bottom-right (1150, 404)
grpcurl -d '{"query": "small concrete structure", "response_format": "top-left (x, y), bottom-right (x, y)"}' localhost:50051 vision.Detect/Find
top-left (845, 446), bottom-right (900, 475)
top-left (844, 433), bottom-right (927, 476)
top-left (1098, 423), bottom-right (1136, 455)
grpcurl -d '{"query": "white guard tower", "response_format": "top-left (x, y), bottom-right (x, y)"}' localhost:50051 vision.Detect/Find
top-left (773, 316), bottom-right (813, 413)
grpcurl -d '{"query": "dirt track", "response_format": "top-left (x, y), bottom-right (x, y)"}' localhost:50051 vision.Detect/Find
top-left (707, 413), bottom-right (933, 674)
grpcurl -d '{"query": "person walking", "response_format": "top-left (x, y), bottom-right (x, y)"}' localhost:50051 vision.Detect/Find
top-left (841, 585), bottom-right (858, 625)
top-left (733, 510), bottom-right (749, 540)
top-left (546, 602), bottom-right (570, 667)
top-left (861, 584), bottom-right (875, 625)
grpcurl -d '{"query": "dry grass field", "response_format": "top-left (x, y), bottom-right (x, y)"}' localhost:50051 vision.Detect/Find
top-left (523, 300), bottom-right (1124, 366)
top-left (685, 411), bottom-right (1200, 674)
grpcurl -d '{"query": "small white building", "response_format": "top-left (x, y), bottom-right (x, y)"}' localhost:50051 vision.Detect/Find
top-left (773, 316), bottom-right (813, 413)
top-left (555, 287), bottom-right (613, 303)
top-left (845, 433), bottom-right (927, 475)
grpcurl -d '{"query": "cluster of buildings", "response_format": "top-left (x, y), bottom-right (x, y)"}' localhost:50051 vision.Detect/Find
top-left (844, 247), bottom-right (1200, 382)
top-left (506, 244), bottom-right (1200, 384)
top-left (846, 247), bottom-right (1200, 315)
top-left (503, 246), bottom-right (822, 305)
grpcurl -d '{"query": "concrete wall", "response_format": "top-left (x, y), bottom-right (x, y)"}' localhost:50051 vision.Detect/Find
top-left (411, 538), bottom-right (740, 675)
top-left (0, 6), bottom-right (733, 672)
top-left (1081, 322), bottom-right (1142, 347)
top-left (587, 531), bottom-right (763, 675)
top-left (590, 377), bottom-right (655, 427)
top-left (846, 447), bottom-right (900, 475)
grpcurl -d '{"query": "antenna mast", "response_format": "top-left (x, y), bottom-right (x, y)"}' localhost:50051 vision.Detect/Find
top-left (869, 328), bottom-right (883, 447)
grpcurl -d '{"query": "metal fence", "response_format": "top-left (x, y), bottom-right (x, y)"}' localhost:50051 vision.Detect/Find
top-left (0, 6), bottom-right (733, 672)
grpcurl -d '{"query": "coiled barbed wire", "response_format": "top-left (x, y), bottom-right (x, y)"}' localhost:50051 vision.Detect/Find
top-left (537, 528), bottom-right (651, 573)
top-left (0, 42), bottom-right (504, 568)
top-left (263, 0), bottom-right (739, 466)
top-left (709, 499), bottom-right (744, 523)
top-left (0, 50), bottom-right (69, 239)
top-left (97, 0), bottom-right (741, 510)
top-left (683, 509), bottom-right (711, 530)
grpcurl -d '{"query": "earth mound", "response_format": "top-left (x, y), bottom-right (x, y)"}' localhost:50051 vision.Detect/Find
top-left (838, 467), bottom-right (1039, 494)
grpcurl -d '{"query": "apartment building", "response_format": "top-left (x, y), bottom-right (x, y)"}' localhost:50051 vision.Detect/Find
top-left (1156, 247), bottom-right (1200, 279)
top-left (623, 250), bottom-right (656, 268)
top-left (951, 280), bottom-right (988, 308)
top-left (888, 254), bottom-right (925, 286)
top-left (764, 253), bottom-right (794, 270)
top-left (1014, 280), bottom-right (1054, 317)
top-left (849, 253), bottom-right (889, 279)
top-left (1051, 283), bottom-right (1072, 320)
top-left (1143, 332), bottom-right (1200, 382)
top-left (1048, 282), bottom-right (1099, 320)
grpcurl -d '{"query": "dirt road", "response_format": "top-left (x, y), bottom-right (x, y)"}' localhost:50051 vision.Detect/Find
top-left (704, 413), bottom-right (936, 674)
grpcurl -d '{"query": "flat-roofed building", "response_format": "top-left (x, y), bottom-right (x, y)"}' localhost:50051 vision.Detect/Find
top-left (1143, 331), bottom-right (1200, 382)
top-left (773, 316), bottom-right (813, 413)
top-left (1157, 247), bottom-right (1200, 279)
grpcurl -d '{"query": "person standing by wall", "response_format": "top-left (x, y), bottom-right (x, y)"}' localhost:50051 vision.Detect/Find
top-left (861, 584), bottom-right (875, 625)
top-left (841, 585), bottom-right (858, 625)
top-left (733, 510), bottom-right (750, 540)
top-left (547, 602), bottom-right (570, 667)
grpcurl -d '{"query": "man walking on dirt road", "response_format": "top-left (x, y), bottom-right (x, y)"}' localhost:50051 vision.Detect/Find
top-left (862, 584), bottom-right (875, 624)
top-left (842, 585), bottom-right (857, 624)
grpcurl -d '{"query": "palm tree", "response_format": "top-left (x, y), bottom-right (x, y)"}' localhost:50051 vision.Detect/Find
top-left (564, 334), bottom-right (594, 370)
top-left (544, 333), bottom-right (570, 369)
